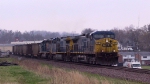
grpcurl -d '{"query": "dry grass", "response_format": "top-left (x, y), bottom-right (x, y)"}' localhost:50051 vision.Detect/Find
top-left (1, 57), bottom-right (143, 84)
top-left (0, 83), bottom-right (19, 84)
top-left (52, 68), bottom-right (99, 84)
top-left (14, 59), bottom-right (100, 84)
top-left (142, 66), bottom-right (150, 70)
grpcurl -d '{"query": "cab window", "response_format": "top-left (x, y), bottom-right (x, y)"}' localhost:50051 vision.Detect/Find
top-left (106, 35), bottom-right (115, 39)
top-left (94, 34), bottom-right (104, 39)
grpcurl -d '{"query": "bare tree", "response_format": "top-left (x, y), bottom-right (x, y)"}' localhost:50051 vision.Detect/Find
top-left (81, 28), bottom-right (95, 34)
top-left (148, 24), bottom-right (150, 32)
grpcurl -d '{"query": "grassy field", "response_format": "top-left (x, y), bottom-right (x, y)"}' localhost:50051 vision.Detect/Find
top-left (142, 66), bottom-right (150, 70)
top-left (83, 72), bottom-right (145, 84)
top-left (0, 66), bottom-right (49, 84)
top-left (0, 57), bottom-right (50, 84)
top-left (0, 57), bottom-right (147, 84)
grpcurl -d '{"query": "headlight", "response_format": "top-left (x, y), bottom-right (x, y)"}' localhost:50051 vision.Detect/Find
top-left (113, 42), bottom-right (118, 45)
top-left (106, 39), bottom-right (108, 42)
top-left (96, 42), bottom-right (100, 44)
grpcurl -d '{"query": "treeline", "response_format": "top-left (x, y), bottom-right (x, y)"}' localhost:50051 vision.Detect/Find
top-left (0, 24), bottom-right (150, 51)
top-left (111, 24), bottom-right (150, 51)
top-left (0, 30), bottom-right (78, 44)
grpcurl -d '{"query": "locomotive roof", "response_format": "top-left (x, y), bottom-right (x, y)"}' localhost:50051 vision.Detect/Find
top-left (90, 31), bottom-right (115, 35)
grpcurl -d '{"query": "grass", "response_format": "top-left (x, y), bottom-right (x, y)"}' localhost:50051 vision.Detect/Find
top-left (142, 66), bottom-right (150, 70)
top-left (15, 59), bottom-right (99, 84)
top-left (38, 60), bottom-right (146, 84)
top-left (0, 57), bottom-right (14, 62)
top-left (83, 72), bottom-right (145, 84)
top-left (0, 58), bottom-right (50, 84)
top-left (0, 66), bottom-right (49, 84)
top-left (0, 57), bottom-right (148, 84)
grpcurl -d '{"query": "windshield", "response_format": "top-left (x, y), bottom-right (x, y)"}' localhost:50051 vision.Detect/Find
top-left (94, 34), bottom-right (104, 39)
top-left (132, 64), bottom-right (141, 67)
top-left (106, 35), bottom-right (115, 39)
top-left (93, 34), bottom-right (115, 39)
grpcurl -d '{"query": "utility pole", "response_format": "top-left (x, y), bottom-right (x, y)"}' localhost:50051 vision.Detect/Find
top-left (138, 15), bottom-right (140, 29)
top-left (136, 42), bottom-right (140, 62)
top-left (137, 15), bottom-right (140, 62)
top-left (32, 31), bottom-right (35, 43)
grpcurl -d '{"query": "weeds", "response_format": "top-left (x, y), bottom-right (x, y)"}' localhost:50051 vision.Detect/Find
top-left (15, 59), bottom-right (99, 84)
top-left (1, 57), bottom-right (144, 84)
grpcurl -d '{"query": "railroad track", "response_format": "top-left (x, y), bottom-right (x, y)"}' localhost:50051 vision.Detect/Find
top-left (54, 60), bottom-right (150, 74)
top-left (12, 54), bottom-right (150, 74)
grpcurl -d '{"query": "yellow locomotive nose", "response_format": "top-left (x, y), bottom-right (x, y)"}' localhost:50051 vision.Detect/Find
top-left (94, 38), bottom-right (118, 53)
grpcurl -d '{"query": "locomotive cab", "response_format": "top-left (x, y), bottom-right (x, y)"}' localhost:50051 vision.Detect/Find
top-left (90, 31), bottom-right (115, 40)
top-left (90, 31), bottom-right (118, 65)
top-left (89, 31), bottom-right (118, 53)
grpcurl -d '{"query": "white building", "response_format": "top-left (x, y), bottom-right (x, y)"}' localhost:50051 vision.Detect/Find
top-left (119, 52), bottom-right (150, 65)
top-left (11, 40), bottom-right (42, 45)
top-left (119, 52), bottom-right (136, 62)
top-left (118, 42), bottom-right (123, 50)
top-left (139, 52), bottom-right (150, 65)
top-left (118, 42), bottom-right (133, 51)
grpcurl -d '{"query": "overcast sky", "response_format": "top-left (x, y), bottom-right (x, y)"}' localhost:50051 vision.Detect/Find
top-left (0, 0), bottom-right (150, 33)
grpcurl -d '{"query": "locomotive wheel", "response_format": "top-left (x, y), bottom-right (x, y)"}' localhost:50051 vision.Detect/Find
top-left (63, 56), bottom-right (67, 61)
top-left (88, 58), bottom-right (92, 64)
top-left (31, 55), bottom-right (33, 58)
top-left (89, 60), bottom-right (92, 64)
top-left (76, 58), bottom-right (79, 62)
top-left (92, 61), bottom-right (96, 65)
top-left (46, 55), bottom-right (48, 59)
top-left (89, 58), bottom-right (93, 64)
top-left (46, 54), bottom-right (50, 60)
top-left (37, 55), bottom-right (41, 59)
top-left (70, 57), bottom-right (72, 62)
top-left (49, 54), bottom-right (53, 60)
top-left (46, 54), bottom-right (51, 59)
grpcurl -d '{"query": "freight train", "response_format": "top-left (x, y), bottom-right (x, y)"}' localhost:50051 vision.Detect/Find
top-left (13, 31), bottom-right (119, 65)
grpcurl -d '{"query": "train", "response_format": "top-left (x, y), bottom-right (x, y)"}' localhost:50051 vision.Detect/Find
top-left (13, 31), bottom-right (119, 65)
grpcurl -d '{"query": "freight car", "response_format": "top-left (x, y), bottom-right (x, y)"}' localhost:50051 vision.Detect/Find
top-left (13, 45), bottom-right (22, 55)
top-left (13, 31), bottom-right (119, 65)
top-left (32, 43), bottom-right (41, 57)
